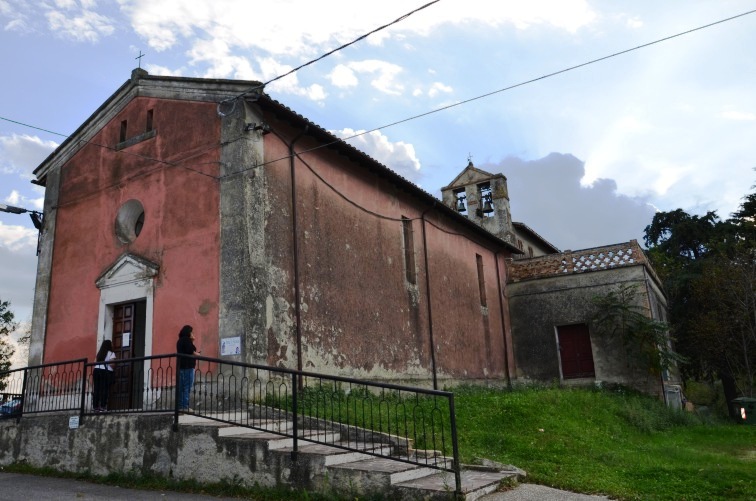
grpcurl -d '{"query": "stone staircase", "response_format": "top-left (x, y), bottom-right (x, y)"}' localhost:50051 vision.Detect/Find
top-left (179, 412), bottom-right (522, 499)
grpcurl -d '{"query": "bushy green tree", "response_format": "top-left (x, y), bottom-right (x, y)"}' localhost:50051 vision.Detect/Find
top-left (644, 186), bottom-right (756, 406)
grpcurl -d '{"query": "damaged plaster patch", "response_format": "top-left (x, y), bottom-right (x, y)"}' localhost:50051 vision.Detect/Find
top-left (198, 300), bottom-right (215, 316)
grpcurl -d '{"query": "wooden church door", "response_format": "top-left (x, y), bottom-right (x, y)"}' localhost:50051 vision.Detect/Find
top-left (110, 301), bottom-right (146, 410)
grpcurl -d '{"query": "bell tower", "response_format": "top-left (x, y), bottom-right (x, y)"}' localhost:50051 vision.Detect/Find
top-left (441, 159), bottom-right (515, 244)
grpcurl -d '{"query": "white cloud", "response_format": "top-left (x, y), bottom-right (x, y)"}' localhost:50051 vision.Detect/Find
top-left (45, 1), bottom-right (115, 42)
top-left (328, 65), bottom-right (358, 89)
top-left (428, 82), bottom-right (453, 98)
top-left (325, 61), bottom-right (404, 95)
top-left (114, 0), bottom-right (597, 100)
top-left (625, 16), bottom-right (643, 29)
top-left (0, 0), bottom-right (29, 32)
top-left (721, 110), bottom-right (756, 121)
top-left (144, 64), bottom-right (182, 76)
top-left (2, 189), bottom-right (42, 211)
top-left (333, 128), bottom-right (421, 181)
top-left (5, 190), bottom-right (20, 205)
top-left (339, 60), bottom-right (404, 95)
top-left (0, 221), bottom-right (36, 252)
top-left (0, 134), bottom-right (58, 178)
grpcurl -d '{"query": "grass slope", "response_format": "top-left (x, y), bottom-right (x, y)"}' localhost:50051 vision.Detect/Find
top-left (454, 385), bottom-right (755, 501)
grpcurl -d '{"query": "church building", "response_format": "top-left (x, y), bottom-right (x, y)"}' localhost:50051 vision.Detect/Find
top-left (28, 69), bottom-right (519, 390)
top-left (27, 69), bottom-right (677, 402)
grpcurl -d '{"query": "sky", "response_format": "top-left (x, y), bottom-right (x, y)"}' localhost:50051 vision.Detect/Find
top-left (1, 0), bottom-right (755, 347)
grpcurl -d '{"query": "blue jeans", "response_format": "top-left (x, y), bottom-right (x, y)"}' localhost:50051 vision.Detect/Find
top-left (179, 368), bottom-right (195, 409)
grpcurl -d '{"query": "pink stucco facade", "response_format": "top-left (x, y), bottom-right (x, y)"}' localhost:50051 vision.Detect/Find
top-left (42, 96), bottom-right (221, 363)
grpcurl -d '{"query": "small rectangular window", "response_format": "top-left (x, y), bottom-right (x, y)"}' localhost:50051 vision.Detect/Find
top-left (119, 120), bottom-right (128, 142)
top-left (402, 216), bottom-right (416, 284)
top-left (146, 109), bottom-right (154, 132)
top-left (476, 253), bottom-right (487, 307)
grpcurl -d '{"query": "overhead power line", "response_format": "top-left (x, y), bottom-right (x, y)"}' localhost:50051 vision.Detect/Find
top-left (325, 8), bottom-right (756, 149)
top-left (2, 8), bottom-right (754, 185)
top-left (223, 0), bottom-right (442, 102)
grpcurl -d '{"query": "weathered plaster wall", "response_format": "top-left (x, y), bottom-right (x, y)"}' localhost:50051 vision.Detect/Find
top-left (43, 96), bottom-right (221, 363)
top-left (507, 264), bottom-right (662, 394)
top-left (218, 100), bottom-right (273, 367)
top-left (255, 120), bottom-right (512, 384)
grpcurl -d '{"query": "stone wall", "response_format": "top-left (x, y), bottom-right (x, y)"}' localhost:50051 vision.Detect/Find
top-left (0, 414), bottom-right (298, 488)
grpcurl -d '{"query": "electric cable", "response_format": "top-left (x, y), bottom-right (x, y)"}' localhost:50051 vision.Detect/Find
top-left (3, 7), bottom-right (755, 197)
top-left (219, 0), bottom-right (442, 107)
top-left (218, 7), bottom-right (756, 179)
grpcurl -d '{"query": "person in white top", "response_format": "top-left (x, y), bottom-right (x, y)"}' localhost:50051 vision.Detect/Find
top-left (92, 340), bottom-right (116, 412)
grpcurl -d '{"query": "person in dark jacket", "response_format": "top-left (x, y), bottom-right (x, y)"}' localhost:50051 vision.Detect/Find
top-left (176, 325), bottom-right (200, 411)
top-left (92, 340), bottom-right (116, 412)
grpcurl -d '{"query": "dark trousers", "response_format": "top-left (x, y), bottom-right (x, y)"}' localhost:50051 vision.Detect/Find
top-left (92, 368), bottom-right (111, 409)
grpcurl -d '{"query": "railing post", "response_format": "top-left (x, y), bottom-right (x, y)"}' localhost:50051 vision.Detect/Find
top-left (449, 393), bottom-right (462, 497)
top-left (291, 371), bottom-right (298, 461)
top-left (79, 359), bottom-right (88, 419)
top-left (173, 354), bottom-right (180, 431)
top-left (18, 367), bottom-right (29, 422)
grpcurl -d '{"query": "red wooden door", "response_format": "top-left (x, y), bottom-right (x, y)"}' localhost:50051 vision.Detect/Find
top-left (557, 324), bottom-right (595, 379)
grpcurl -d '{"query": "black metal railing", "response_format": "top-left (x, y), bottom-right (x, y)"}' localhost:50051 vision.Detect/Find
top-left (1, 354), bottom-right (461, 495)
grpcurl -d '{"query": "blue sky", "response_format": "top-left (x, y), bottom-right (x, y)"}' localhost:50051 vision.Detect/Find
top-left (2, 0), bottom-right (755, 342)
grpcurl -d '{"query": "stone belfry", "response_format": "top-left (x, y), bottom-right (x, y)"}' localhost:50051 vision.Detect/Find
top-left (440, 159), bottom-right (515, 244)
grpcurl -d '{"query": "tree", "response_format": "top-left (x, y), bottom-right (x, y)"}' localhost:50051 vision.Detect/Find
top-left (0, 299), bottom-right (18, 389)
top-left (691, 252), bottom-right (756, 397)
top-left (644, 188), bottom-right (756, 407)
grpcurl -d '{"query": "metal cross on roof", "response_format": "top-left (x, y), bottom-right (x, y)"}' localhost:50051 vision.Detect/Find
top-left (135, 50), bottom-right (145, 68)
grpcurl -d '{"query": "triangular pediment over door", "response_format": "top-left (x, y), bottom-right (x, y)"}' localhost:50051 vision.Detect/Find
top-left (96, 253), bottom-right (159, 290)
top-left (95, 253), bottom-right (159, 369)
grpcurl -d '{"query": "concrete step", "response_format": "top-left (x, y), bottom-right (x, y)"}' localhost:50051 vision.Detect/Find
top-left (277, 442), bottom-right (394, 466)
top-left (329, 456), bottom-right (437, 485)
top-left (177, 411), bottom-right (523, 499)
top-left (393, 468), bottom-right (518, 501)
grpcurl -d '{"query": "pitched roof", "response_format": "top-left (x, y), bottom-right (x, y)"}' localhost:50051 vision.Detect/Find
top-left (33, 69), bottom-right (521, 253)
top-left (512, 222), bottom-right (560, 253)
top-left (440, 160), bottom-right (505, 192)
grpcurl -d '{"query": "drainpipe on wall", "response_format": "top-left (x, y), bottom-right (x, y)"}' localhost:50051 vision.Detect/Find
top-left (421, 204), bottom-right (438, 390)
top-left (494, 250), bottom-right (512, 388)
top-left (288, 127), bottom-right (308, 374)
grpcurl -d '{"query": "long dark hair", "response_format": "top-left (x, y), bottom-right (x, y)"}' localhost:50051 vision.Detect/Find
top-left (178, 325), bottom-right (193, 338)
top-left (96, 339), bottom-right (113, 362)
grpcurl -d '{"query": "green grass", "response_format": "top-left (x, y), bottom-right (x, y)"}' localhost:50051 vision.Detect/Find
top-left (453, 384), bottom-right (755, 501)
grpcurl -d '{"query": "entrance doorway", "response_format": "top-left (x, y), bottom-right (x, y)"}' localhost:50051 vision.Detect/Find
top-left (557, 323), bottom-right (595, 379)
top-left (109, 301), bottom-right (146, 410)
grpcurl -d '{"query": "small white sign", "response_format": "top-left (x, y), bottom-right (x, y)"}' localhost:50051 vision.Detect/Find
top-left (123, 332), bottom-right (131, 347)
top-left (69, 416), bottom-right (80, 429)
top-left (221, 336), bottom-right (241, 356)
